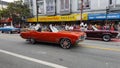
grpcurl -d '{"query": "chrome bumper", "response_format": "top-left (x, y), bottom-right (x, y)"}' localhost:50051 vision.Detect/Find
top-left (76, 35), bottom-right (86, 44)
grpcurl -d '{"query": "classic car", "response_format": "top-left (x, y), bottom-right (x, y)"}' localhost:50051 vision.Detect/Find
top-left (0, 26), bottom-right (20, 34)
top-left (20, 24), bottom-right (86, 49)
top-left (73, 26), bottom-right (119, 42)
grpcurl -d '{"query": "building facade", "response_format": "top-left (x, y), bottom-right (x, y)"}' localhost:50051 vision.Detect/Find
top-left (25, 0), bottom-right (120, 24)
top-left (0, 1), bottom-right (8, 10)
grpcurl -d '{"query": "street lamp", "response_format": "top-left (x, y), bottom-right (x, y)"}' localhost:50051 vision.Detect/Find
top-left (80, 0), bottom-right (83, 24)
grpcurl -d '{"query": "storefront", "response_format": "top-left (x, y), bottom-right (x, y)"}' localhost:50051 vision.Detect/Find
top-left (27, 13), bottom-right (88, 23)
top-left (0, 18), bottom-right (12, 27)
top-left (88, 13), bottom-right (120, 20)
top-left (88, 13), bottom-right (120, 30)
top-left (88, 13), bottom-right (120, 25)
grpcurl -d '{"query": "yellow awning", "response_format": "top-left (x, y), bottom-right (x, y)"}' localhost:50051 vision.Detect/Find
top-left (27, 13), bottom-right (88, 22)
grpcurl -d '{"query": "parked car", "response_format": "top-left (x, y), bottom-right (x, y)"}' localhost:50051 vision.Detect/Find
top-left (20, 25), bottom-right (86, 49)
top-left (73, 26), bottom-right (119, 42)
top-left (0, 26), bottom-right (20, 34)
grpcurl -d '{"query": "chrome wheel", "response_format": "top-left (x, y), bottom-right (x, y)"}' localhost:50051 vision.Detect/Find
top-left (102, 35), bottom-right (111, 42)
top-left (60, 38), bottom-right (72, 49)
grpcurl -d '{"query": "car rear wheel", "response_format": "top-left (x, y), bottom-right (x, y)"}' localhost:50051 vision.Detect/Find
top-left (30, 38), bottom-right (36, 44)
top-left (102, 35), bottom-right (111, 42)
top-left (60, 38), bottom-right (72, 49)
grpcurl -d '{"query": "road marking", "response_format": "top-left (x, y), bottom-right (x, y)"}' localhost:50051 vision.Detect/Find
top-left (0, 49), bottom-right (67, 68)
top-left (82, 45), bottom-right (120, 52)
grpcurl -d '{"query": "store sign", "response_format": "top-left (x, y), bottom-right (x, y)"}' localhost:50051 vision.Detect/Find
top-left (88, 13), bottom-right (120, 20)
top-left (46, 0), bottom-right (55, 15)
top-left (60, 0), bottom-right (70, 14)
top-left (27, 13), bottom-right (88, 22)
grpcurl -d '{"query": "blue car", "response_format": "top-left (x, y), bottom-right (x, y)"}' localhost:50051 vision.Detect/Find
top-left (0, 26), bottom-right (20, 34)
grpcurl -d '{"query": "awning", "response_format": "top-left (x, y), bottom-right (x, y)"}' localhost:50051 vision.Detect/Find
top-left (27, 13), bottom-right (88, 22)
top-left (0, 18), bottom-right (12, 23)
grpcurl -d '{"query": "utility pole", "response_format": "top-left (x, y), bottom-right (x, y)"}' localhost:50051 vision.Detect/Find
top-left (106, 7), bottom-right (109, 24)
top-left (80, 0), bottom-right (83, 24)
top-left (36, 0), bottom-right (38, 23)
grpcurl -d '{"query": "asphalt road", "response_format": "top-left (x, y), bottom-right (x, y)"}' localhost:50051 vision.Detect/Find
top-left (0, 34), bottom-right (120, 68)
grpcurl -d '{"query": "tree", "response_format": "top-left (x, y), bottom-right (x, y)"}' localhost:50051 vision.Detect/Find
top-left (8, 1), bottom-right (30, 23)
top-left (0, 8), bottom-right (9, 19)
top-left (0, 1), bottom-right (30, 25)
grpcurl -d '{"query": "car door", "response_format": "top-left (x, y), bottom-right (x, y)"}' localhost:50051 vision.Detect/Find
top-left (85, 30), bottom-right (95, 38)
top-left (31, 31), bottom-right (54, 42)
top-left (30, 31), bottom-right (40, 40)
top-left (31, 31), bottom-right (48, 42)
top-left (86, 30), bottom-right (102, 38)
top-left (91, 30), bottom-right (102, 38)
top-left (40, 32), bottom-right (58, 43)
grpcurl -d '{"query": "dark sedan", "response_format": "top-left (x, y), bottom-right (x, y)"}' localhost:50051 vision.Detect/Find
top-left (73, 26), bottom-right (119, 42)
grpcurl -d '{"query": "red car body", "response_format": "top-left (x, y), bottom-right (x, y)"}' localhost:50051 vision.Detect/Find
top-left (20, 25), bottom-right (86, 49)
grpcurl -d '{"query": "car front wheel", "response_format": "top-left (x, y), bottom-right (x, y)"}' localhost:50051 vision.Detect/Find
top-left (102, 35), bottom-right (111, 42)
top-left (30, 38), bottom-right (36, 44)
top-left (60, 38), bottom-right (72, 49)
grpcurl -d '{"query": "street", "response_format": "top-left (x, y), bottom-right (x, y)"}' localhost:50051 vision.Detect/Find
top-left (0, 34), bottom-right (120, 68)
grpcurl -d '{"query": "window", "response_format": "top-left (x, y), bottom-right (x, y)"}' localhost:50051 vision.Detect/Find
top-left (60, 0), bottom-right (70, 11)
top-left (109, 0), bottom-right (112, 4)
top-left (65, 0), bottom-right (69, 9)
top-left (46, 0), bottom-right (55, 13)
top-left (37, 0), bottom-right (44, 14)
top-left (77, 0), bottom-right (90, 10)
top-left (60, 0), bottom-right (65, 10)
top-left (30, 0), bottom-right (33, 6)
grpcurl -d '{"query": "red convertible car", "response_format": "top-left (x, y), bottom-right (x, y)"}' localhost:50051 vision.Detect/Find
top-left (73, 26), bottom-right (119, 42)
top-left (20, 25), bottom-right (86, 49)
